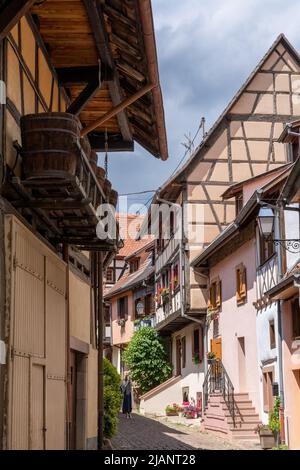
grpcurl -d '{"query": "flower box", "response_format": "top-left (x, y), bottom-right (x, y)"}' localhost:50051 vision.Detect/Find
top-left (259, 428), bottom-right (277, 450)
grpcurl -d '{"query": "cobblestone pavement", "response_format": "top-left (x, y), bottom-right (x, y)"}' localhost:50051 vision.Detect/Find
top-left (111, 413), bottom-right (260, 450)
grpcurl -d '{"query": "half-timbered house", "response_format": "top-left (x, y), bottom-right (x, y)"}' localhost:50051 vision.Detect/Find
top-left (140, 34), bottom-right (300, 418)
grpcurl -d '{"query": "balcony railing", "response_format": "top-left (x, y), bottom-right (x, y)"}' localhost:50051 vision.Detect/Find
top-left (256, 254), bottom-right (278, 301)
top-left (156, 235), bottom-right (180, 272)
top-left (156, 289), bottom-right (181, 325)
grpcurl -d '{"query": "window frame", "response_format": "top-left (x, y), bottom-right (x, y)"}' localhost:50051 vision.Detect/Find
top-left (236, 263), bottom-right (247, 305)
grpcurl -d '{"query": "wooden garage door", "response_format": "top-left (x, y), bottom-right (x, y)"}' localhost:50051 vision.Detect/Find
top-left (7, 217), bottom-right (66, 450)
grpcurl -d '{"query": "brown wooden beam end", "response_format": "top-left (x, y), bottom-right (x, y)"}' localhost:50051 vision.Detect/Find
top-left (67, 80), bottom-right (100, 116)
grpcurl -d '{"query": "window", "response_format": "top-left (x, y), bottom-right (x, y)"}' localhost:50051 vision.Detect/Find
top-left (263, 367), bottom-right (274, 413)
top-left (129, 258), bottom-right (139, 273)
top-left (289, 141), bottom-right (299, 162)
top-left (208, 278), bottom-right (222, 310)
top-left (192, 327), bottom-right (203, 363)
top-left (172, 262), bottom-right (179, 291)
top-left (259, 230), bottom-right (275, 265)
top-left (269, 320), bottom-right (276, 349)
top-left (181, 336), bottom-right (186, 368)
top-left (145, 294), bottom-right (154, 315)
top-left (236, 263), bottom-right (247, 304)
top-left (213, 317), bottom-right (219, 338)
top-left (117, 296), bottom-right (128, 320)
top-left (291, 298), bottom-right (300, 339)
top-left (235, 193), bottom-right (243, 216)
top-left (170, 210), bottom-right (175, 237)
top-left (106, 267), bottom-right (114, 283)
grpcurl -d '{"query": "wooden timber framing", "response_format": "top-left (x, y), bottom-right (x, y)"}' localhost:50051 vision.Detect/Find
top-left (30, 0), bottom-right (168, 159)
top-left (153, 34), bottom-right (300, 320)
top-left (82, 0), bottom-right (132, 143)
top-left (0, 1), bottom-right (36, 40)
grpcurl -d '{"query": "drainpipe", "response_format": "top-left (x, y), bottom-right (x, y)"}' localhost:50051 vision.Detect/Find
top-left (274, 205), bottom-right (286, 444)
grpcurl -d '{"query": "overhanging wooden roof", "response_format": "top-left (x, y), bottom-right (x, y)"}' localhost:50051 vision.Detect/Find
top-left (27, 0), bottom-right (168, 159)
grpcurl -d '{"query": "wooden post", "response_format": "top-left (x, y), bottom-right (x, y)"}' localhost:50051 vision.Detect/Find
top-left (97, 251), bottom-right (104, 450)
top-left (81, 83), bottom-right (154, 137)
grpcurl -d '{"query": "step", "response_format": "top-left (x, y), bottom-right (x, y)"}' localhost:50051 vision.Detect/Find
top-left (224, 409), bottom-right (259, 417)
top-left (230, 422), bottom-right (259, 431)
top-left (227, 416), bottom-right (260, 424)
top-left (234, 393), bottom-right (249, 399)
top-left (223, 402), bottom-right (254, 411)
top-left (204, 424), bottom-right (230, 436)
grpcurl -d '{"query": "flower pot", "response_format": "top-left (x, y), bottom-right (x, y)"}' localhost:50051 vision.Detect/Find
top-left (259, 429), bottom-right (277, 449)
top-left (208, 358), bottom-right (216, 365)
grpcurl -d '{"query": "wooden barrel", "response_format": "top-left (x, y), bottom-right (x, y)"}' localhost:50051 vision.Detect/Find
top-left (89, 150), bottom-right (98, 174)
top-left (21, 112), bottom-right (81, 179)
top-left (109, 189), bottom-right (118, 208)
top-left (96, 166), bottom-right (106, 190)
top-left (104, 179), bottom-right (112, 197)
top-left (80, 135), bottom-right (91, 159)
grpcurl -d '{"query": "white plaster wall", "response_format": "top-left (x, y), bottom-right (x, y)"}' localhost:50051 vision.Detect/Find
top-left (112, 346), bottom-right (121, 374)
top-left (208, 239), bottom-right (261, 413)
top-left (256, 302), bottom-right (280, 423)
top-left (140, 379), bottom-right (183, 416)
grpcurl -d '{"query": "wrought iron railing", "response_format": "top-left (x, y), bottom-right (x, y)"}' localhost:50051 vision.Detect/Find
top-left (203, 360), bottom-right (242, 427)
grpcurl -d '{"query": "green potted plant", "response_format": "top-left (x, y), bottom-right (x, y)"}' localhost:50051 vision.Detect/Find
top-left (255, 424), bottom-right (275, 449)
top-left (193, 352), bottom-right (201, 364)
top-left (207, 351), bottom-right (216, 364)
top-left (165, 403), bottom-right (182, 416)
top-left (269, 396), bottom-right (281, 446)
top-left (255, 398), bottom-right (281, 450)
top-left (161, 287), bottom-right (170, 304)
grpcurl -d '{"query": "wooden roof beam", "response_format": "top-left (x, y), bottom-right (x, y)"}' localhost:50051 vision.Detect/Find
top-left (81, 82), bottom-right (154, 137)
top-left (88, 133), bottom-right (134, 152)
top-left (0, 0), bottom-right (36, 40)
top-left (67, 79), bottom-right (100, 116)
top-left (56, 66), bottom-right (113, 85)
top-left (83, 0), bottom-right (132, 142)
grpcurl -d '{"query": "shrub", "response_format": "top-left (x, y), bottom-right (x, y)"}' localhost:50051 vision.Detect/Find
top-left (103, 358), bottom-right (122, 439)
top-left (123, 326), bottom-right (172, 395)
top-left (269, 396), bottom-right (281, 434)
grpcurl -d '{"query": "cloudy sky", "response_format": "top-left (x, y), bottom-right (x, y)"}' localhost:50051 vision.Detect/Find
top-left (99, 0), bottom-right (300, 212)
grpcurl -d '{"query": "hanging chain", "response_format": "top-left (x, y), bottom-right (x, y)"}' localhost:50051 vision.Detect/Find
top-left (104, 128), bottom-right (108, 178)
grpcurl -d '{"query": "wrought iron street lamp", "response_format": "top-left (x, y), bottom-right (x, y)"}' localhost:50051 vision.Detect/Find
top-left (136, 301), bottom-right (144, 316)
top-left (257, 206), bottom-right (300, 253)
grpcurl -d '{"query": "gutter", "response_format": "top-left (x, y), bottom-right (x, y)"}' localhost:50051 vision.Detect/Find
top-left (137, 0), bottom-right (168, 161)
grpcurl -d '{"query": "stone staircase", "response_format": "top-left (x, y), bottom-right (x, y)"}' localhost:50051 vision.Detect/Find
top-left (203, 392), bottom-right (261, 441)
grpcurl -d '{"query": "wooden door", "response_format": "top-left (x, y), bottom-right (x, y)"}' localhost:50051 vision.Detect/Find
top-left (8, 217), bottom-right (66, 450)
top-left (211, 337), bottom-right (222, 360)
top-left (70, 351), bottom-right (77, 450)
top-left (237, 337), bottom-right (246, 391)
top-left (176, 337), bottom-right (181, 376)
top-left (31, 364), bottom-right (45, 450)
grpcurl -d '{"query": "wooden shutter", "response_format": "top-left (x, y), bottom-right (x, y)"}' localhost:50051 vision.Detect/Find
top-left (292, 299), bottom-right (300, 338)
top-left (199, 325), bottom-right (204, 362)
top-left (216, 280), bottom-right (222, 308)
top-left (124, 296), bottom-right (128, 320)
top-left (171, 265), bottom-right (175, 292)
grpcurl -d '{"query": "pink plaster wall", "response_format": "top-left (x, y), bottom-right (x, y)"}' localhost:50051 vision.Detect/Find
top-left (282, 301), bottom-right (300, 449)
top-left (111, 291), bottom-right (135, 346)
top-left (209, 239), bottom-right (261, 412)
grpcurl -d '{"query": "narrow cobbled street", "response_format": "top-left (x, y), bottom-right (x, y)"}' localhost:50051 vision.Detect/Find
top-left (111, 414), bottom-right (259, 450)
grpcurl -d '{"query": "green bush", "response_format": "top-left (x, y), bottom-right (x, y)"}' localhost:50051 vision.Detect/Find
top-left (123, 326), bottom-right (172, 395)
top-left (269, 396), bottom-right (281, 434)
top-left (103, 358), bottom-right (122, 439)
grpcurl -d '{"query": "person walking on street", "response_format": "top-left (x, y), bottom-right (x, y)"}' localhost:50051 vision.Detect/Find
top-left (121, 375), bottom-right (132, 418)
